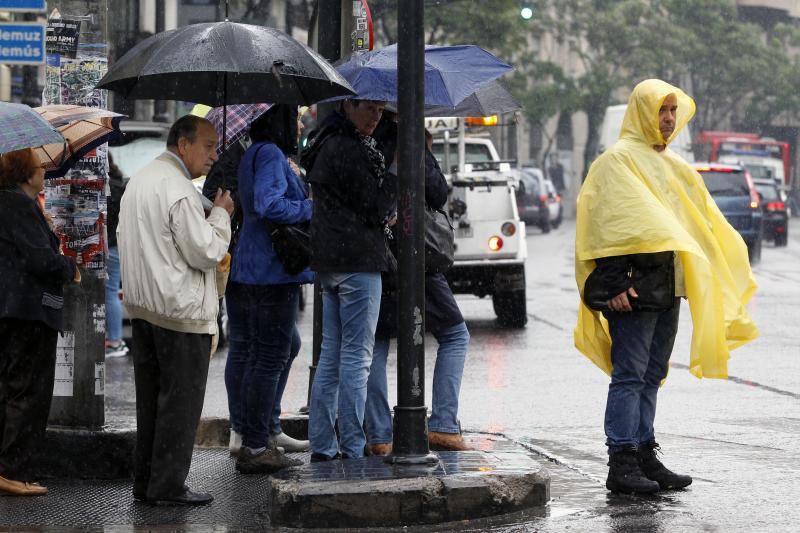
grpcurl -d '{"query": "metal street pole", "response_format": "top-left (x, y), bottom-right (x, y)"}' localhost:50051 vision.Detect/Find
top-left (392, 0), bottom-right (437, 464)
top-left (306, 0), bottom-right (342, 410)
top-left (152, 0), bottom-right (168, 122)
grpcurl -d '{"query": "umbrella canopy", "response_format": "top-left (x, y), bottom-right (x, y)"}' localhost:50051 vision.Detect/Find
top-left (205, 103), bottom-right (272, 154)
top-left (0, 102), bottom-right (64, 155)
top-left (96, 22), bottom-right (355, 106)
top-left (334, 44), bottom-right (512, 106)
top-left (33, 109), bottom-right (124, 178)
top-left (424, 80), bottom-right (521, 117)
top-left (34, 104), bottom-right (122, 127)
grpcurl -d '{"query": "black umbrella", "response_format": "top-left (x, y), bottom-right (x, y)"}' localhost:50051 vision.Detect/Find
top-left (96, 21), bottom-right (354, 107)
top-left (424, 80), bottom-right (521, 117)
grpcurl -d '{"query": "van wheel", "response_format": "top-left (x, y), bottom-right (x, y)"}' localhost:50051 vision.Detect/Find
top-left (493, 290), bottom-right (527, 328)
top-left (775, 233), bottom-right (788, 247)
top-left (747, 237), bottom-right (762, 263)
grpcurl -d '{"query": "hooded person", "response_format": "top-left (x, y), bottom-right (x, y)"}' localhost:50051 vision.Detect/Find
top-left (575, 79), bottom-right (758, 494)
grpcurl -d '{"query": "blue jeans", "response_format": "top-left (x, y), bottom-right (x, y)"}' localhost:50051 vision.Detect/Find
top-left (366, 321), bottom-right (470, 444)
top-left (603, 302), bottom-right (679, 455)
top-left (309, 272), bottom-right (381, 458)
top-left (224, 281), bottom-right (300, 449)
top-left (105, 246), bottom-right (123, 343)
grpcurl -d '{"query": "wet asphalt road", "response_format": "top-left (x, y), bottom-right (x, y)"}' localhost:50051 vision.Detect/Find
top-left (104, 217), bottom-right (800, 531)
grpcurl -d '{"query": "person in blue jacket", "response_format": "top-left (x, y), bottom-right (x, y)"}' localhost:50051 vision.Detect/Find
top-left (224, 105), bottom-right (312, 474)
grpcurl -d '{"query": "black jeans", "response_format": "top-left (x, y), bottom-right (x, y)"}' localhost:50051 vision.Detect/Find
top-left (0, 318), bottom-right (57, 481)
top-left (131, 320), bottom-right (211, 499)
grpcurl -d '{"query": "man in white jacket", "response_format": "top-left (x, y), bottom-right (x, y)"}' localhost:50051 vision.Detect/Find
top-left (118, 115), bottom-right (234, 506)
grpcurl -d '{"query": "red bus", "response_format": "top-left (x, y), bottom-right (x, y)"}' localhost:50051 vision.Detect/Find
top-left (695, 131), bottom-right (791, 186)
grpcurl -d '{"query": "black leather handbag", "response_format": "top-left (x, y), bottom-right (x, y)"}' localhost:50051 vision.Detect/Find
top-left (425, 206), bottom-right (455, 274)
top-left (264, 220), bottom-right (312, 275)
top-left (584, 252), bottom-right (676, 312)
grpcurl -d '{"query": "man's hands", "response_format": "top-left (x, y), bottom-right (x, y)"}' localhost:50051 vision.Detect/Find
top-left (609, 287), bottom-right (638, 312)
top-left (214, 188), bottom-right (235, 217)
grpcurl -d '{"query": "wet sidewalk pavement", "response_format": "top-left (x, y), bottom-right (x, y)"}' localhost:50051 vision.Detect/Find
top-left (0, 434), bottom-right (549, 531)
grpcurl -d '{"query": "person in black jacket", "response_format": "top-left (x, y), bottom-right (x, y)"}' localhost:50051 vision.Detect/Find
top-left (0, 148), bottom-right (80, 496)
top-left (365, 123), bottom-right (471, 455)
top-left (302, 99), bottom-right (395, 461)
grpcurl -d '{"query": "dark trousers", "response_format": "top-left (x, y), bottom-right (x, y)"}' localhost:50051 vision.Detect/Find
top-left (131, 319), bottom-right (211, 499)
top-left (224, 282), bottom-right (300, 449)
top-left (602, 301), bottom-right (680, 455)
top-left (0, 318), bottom-right (57, 481)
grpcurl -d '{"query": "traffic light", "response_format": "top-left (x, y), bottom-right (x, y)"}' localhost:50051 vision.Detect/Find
top-left (520, 1), bottom-right (534, 20)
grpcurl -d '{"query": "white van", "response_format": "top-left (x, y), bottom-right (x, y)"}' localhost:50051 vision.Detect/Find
top-left (598, 104), bottom-right (694, 162)
top-left (431, 136), bottom-right (528, 328)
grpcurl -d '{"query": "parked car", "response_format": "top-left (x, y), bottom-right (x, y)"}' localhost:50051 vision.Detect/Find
top-left (514, 167), bottom-right (562, 233)
top-left (753, 179), bottom-right (789, 247)
top-left (694, 163), bottom-right (763, 262)
top-left (108, 121), bottom-right (170, 181)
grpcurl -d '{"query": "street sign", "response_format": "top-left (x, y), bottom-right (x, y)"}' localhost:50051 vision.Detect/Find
top-left (0, 22), bottom-right (46, 65)
top-left (0, 0), bottom-right (47, 11)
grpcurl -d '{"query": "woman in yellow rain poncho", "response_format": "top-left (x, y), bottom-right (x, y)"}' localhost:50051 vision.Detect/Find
top-left (575, 79), bottom-right (757, 494)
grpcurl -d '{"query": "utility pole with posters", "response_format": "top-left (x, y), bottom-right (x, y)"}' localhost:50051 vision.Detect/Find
top-left (42, 0), bottom-right (108, 430)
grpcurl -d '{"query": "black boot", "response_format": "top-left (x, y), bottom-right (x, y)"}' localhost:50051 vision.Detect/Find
top-left (638, 441), bottom-right (692, 490)
top-left (606, 447), bottom-right (661, 494)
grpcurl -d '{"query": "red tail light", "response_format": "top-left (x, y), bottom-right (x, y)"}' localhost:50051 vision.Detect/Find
top-left (539, 194), bottom-right (548, 203)
top-left (766, 201), bottom-right (785, 211)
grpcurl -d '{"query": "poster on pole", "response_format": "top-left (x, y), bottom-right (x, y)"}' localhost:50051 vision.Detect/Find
top-left (53, 331), bottom-right (75, 397)
top-left (45, 18), bottom-right (82, 59)
top-left (351, 0), bottom-right (374, 53)
top-left (43, 54), bottom-right (109, 272)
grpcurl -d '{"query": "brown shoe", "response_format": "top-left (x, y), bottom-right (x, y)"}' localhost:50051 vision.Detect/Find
top-left (428, 431), bottom-right (473, 451)
top-left (0, 475), bottom-right (48, 496)
top-left (366, 443), bottom-right (393, 456)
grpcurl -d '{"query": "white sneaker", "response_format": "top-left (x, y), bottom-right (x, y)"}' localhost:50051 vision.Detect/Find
top-left (105, 340), bottom-right (129, 358)
top-left (269, 432), bottom-right (310, 453)
top-left (229, 429), bottom-right (242, 457)
top-left (232, 430), bottom-right (285, 455)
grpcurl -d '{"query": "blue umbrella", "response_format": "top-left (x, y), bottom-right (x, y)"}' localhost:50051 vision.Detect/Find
top-left (335, 44), bottom-right (512, 106)
top-left (0, 102), bottom-right (64, 155)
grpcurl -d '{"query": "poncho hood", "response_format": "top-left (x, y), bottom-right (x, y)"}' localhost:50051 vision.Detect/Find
top-left (620, 78), bottom-right (695, 147)
top-left (574, 79), bottom-right (757, 379)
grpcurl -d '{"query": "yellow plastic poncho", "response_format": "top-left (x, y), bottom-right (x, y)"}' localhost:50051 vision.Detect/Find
top-left (574, 79), bottom-right (758, 379)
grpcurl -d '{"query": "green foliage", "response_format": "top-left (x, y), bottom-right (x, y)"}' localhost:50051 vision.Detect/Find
top-left (365, 0), bottom-right (800, 174)
top-left (369, 0), bottom-right (529, 56)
